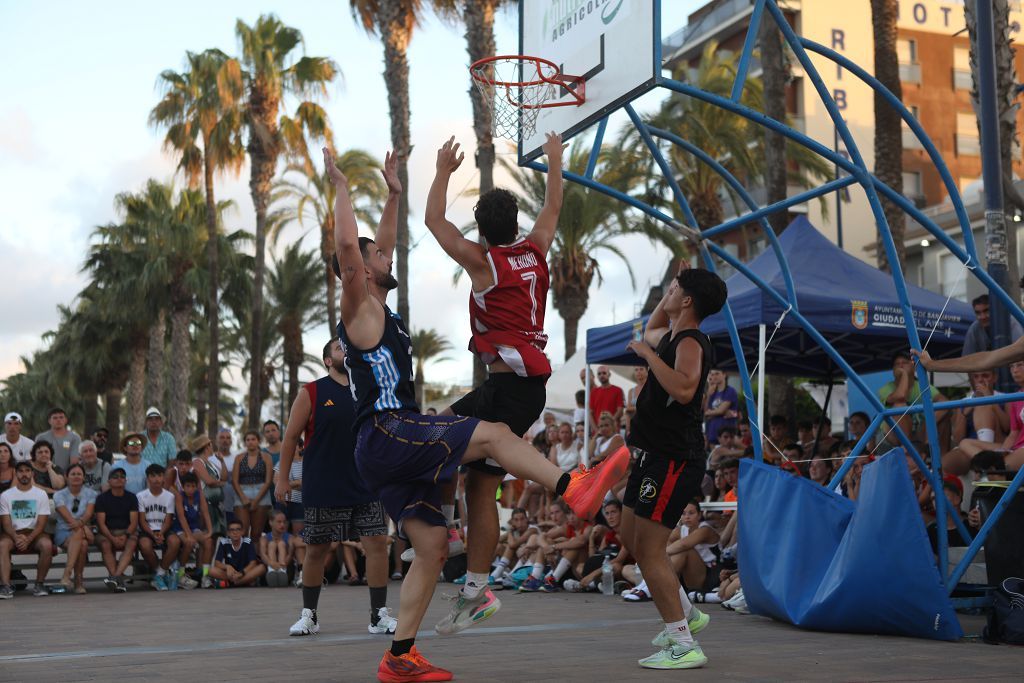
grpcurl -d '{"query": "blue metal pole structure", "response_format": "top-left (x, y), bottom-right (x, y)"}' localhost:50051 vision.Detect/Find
top-left (887, 391), bottom-right (1024, 415)
top-left (761, 0), bottom-right (949, 586)
top-left (585, 117), bottom-right (609, 180)
top-left (646, 125), bottom-right (800, 309)
top-left (622, 104), bottom-right (765, 462)
top-left (976, 0), bottom-right (1013, 392)
top-left (827, 413), bottom-right (884, 489)
top-left (731, 0), bottom-right (768, 102)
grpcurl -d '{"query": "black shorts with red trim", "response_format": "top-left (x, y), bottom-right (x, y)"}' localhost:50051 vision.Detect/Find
top-left (622, 449), bottom-right (705, 530)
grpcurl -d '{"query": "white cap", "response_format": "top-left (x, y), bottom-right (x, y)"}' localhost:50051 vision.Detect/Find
top-left (145, 407), bottom-right (162, 418)
top-left (4, 412), bottom-right (22, 423)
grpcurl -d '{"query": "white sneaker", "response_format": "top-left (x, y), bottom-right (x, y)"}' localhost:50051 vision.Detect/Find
top-left (293, 570), bottom-right (303, 588)
top-left (400, 527), bottom-right (464, 563)
top-left (179, 574), bottom-right (199, 590)
top-left (201, 576), bottom-right (212, 589)
top-left (368, 606), bottom-right (398, 634)
top-left (289, 608), bottom-right (319, 636)
top-left (400, 547), bottom-right (416, 563)
top-left (563, 579), bottom-right (583, 593)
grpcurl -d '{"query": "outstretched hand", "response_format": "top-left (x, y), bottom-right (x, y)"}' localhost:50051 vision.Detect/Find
top-left (909, 348), bottom-right (932, 370)
top-left (542, 131), bottom-right (564, 161)
top-left (627, 339), bottom-right (653, 360)
top-left (381, 150), bottom-right (402, 194)
top-left (323, 147), bottom-right (348, 187)
top-left (436, 136), bottom-right (465, 174)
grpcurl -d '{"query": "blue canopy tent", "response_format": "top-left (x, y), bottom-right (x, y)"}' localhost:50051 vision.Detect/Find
top-left (585, 217), bottom-right (974, 376)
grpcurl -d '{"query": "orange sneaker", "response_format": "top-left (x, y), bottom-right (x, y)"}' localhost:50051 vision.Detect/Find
top-left (562, 446), bottom-right (631, 520)
top-left (377, 646), bottom-right (453, 682)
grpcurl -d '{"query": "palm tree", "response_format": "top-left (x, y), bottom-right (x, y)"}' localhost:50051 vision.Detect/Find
top-left (151, 48), bottom-right (246, 436)
top-left (271, 148), bottom-right (388, 333)
top-left (410, 328), bottom-right (452, 408)
top-left (349, 0), bottom-right (422, 328)
top-left (266, 242), bottom-right (328, 407)
top-left (236, 14), bottom-right (338, 429)
top-left (500, 142), bottom-right (684, 359)
top-left (870, 0), bottom-right (905, 273)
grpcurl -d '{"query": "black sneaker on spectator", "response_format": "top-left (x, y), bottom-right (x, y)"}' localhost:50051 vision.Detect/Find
top-left (0, 584), bottom-right (13, 599)
top-left (115, 577), bottom-right (128, 593)
top-left (32, 582), bottom-right (48, 597)
top-left (103, 576), bottom-right (118, 591)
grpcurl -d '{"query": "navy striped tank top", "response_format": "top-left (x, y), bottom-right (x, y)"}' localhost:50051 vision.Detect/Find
top-left (337, 303), bottom-right (418, 427)
top-left (301, 375), bottom-right (373, 506)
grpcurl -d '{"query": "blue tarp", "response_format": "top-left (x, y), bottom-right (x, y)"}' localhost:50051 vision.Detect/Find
top-left (584, 217), bottom-right (973, 376)
top-left (737, 453), bottom-right (963, 641)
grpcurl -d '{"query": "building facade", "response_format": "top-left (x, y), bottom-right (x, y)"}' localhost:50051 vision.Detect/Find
top-left (662, 0), bottom-right (1024, 292)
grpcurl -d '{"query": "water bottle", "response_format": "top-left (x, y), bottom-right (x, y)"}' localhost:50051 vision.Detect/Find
top-left (601, 556), bottom-right (614, 596)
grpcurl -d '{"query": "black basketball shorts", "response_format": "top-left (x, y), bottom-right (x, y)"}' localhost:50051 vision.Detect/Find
top-left (623, 449), bottom-right (706, 530)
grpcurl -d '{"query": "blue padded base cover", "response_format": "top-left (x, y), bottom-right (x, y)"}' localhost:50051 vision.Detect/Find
top-left (737, 452), bottom-right (962, 641)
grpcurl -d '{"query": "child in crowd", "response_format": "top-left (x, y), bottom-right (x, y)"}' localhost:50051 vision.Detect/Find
top-left (137, 463), bottom-right (180, 590)
top-left (172, 471), bottom-right (214, 589)
top-left (260, 509), bottom-right (295, 587)
top-left (210, 519), bottom-right (266, 587)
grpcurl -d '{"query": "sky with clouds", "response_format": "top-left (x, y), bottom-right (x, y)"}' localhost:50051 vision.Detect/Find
top-left (0, 0), bottom-right (702, 416)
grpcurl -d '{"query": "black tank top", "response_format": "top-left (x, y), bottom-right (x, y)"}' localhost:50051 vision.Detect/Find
top-left (301, 375), bottom-right (374, 506)
top-left (337, 303), bottom-right (418, 427)
top-left (627, 328), bottom-right (712, 459)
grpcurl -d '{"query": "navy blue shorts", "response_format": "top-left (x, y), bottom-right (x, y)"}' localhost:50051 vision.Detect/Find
top-left (355, 411), bottom-right (479, 530)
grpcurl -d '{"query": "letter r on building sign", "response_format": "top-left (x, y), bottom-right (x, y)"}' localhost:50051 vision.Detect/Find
top-left (831, 29), bottom-right (845, 51)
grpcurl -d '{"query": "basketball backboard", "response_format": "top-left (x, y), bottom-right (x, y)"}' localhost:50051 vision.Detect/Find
top-left (518, 0), bottom-right (660, 164)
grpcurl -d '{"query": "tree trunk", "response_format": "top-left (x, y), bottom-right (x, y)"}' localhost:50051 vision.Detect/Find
top-left (145, 308), bottom-right (167, 411)
top-left (168, 304), bottom-right (192, 443)
top-left (105, 388), bottom-right (122, 446)
top-left (466, 0), bottom-right (498, 388)
top-left (966, 0), bottom-right (1022, 303)
top-left (204, 156), bottom-right (221, 436)
top-left (760, 15), bottom-right (789, 235)
top-left (378, 0), bottom-right (412, 327)
top-left (128, 341), bottom-right (146, 431)
top-left (871, 0), bottom-right (906, 273)
top-left (415, 364), bottom-right (426, 409)
top-left (195, 366), bottom-right (208, 437)
top-left (246, 100), bottom-right (278, 429)
top-left (82, 393), bottom-right (98, 435)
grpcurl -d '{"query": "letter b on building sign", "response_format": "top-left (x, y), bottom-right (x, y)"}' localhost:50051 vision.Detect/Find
top-left (833, 89), bottom-right (847, 110)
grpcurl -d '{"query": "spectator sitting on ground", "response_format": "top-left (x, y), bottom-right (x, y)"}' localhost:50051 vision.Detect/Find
top-left (53, 463), bottom-right (96, 594)
top-left (589, 411), bottom-right (626, 466)
top-left (137, 463), bottom-right (180, 591)
top-left (90, 426), bottom-right (114, 464)
top-left (765, 414), bottom-right (791, 455)
top-left (489, 507), bottom-right (537, 585)
top-left (2, 412), bottom-right (33, 463)
top-left (141, 407), bottom-right (177, 468)
top-left (808, 453), bottom-right (834, 487)
top-left (944, 360), bottom-right (1024, 476)
top-left (780, 443), bottom-right (803, 471)
top-left (590, 365), bottom-right (625, 426)
top-left (624, 366), bottom-right (648, 436)
top-left (567, 499), bottom-right (629, 593)
top-left (532, 412), bottom-right (557, 453)
top-left (29, 440), bottom-right (65, 497)
top-left (549, 422), bottom-right (581, 474)
top-left (926, 475), bottom-right (972, 556)
top-left (952, 370), bottom-right (1008, 447)
top-left (720, 458), bottom-right (740, 512)
top-left (846, 411), bottom-right (876, 452)
top-left (0, 443), bottom-right (14, 494)
top-left (0, 460), bottom-right (53, 598)
top-left (736, 420), bottom-right (752, 449)
top-left (518, 424), bottom-right (557, 521)
top-left (522, 509), bottom-right (590, 592)
top-left (796, 420), bottom-right (814, 450)
top-left (112, 433), bottom-right (148, 494)
top-left (35, 407), bottom-right (81, 472)
top-left (94, 468), bottom-right (138, 592)
top-left (878, 351), bottom-right (949, 448)
top-left (708, 428), bottom-right (745, 469)
top-left (172, 471), bottom-right (212, 590)
top-left (78, 440), bottom-right (110, 494)
top-left (210, 519), bottom-right (266, 587)
top-left (260, 509), bottom-right (294, 587)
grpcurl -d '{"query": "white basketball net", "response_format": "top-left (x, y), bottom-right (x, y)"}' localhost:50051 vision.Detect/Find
top-left (471, 57), bottom-right (561, 141)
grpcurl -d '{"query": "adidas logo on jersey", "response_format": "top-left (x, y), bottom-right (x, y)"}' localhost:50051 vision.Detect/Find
top-left (323, 399), bottom-right (335, 406)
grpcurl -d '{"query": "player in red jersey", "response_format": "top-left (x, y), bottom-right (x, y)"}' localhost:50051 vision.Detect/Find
top-left (425, 132), bottom-right (580, 636)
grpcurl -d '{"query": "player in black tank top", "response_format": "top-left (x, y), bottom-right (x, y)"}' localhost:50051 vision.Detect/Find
top-left (620, 265), bottom-right (728, 671)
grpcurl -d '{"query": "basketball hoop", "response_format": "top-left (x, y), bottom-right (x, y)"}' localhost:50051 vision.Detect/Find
top-left (470, 55), bottom-right (585, 141)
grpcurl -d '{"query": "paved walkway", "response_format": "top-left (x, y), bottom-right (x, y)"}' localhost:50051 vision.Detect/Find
top-left (0, 581), bottom-right (1019, 682)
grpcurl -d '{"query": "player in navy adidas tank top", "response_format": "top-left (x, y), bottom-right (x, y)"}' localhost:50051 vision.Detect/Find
top-left (621, 263), bottom-right (728, 670)
top-left (425, 133), bottom-right (565, 635)
top-left (325, 145), bottom-right (629, 681)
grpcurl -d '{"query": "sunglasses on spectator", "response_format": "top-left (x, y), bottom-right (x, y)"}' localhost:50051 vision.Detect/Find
top-left (72, 498), bottom-right (80, 514)
top-left (126, 439), bottom-right (142, 447)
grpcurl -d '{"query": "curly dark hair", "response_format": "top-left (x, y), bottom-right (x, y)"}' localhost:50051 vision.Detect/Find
top-left (474, 188), bottom-right (519, 245)
top-left (676, 268), bottom-right (727, 321)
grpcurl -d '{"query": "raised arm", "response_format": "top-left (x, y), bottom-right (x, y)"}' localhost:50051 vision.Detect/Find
top-left (326, 147), bottom-right (370, 322)
top-left (525, 132), bottom-right (564, 256)
top-left (643, 262), bottom-right (689, 346)
top-left (424, 137), bottom-right (489, 284)
top-left (913, 336), bottom-right (1024, 373)
top-left (375, 150), bottom-right (402, 259)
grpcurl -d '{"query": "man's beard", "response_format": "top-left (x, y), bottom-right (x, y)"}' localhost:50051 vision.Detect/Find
top-left (375, 271), bottom-right (399, 291)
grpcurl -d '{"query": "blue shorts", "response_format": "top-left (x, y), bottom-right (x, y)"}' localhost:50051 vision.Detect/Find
top-left (355, 411), bottom-right (479, 530)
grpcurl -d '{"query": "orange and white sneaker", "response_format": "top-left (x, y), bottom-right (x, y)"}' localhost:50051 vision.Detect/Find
top-left (562, 446), bottom-right (631, 520)
top-left (377, 646), bottom-right (453, 682)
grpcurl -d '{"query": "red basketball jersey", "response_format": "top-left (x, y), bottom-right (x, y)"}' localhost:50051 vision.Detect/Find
top-left (468, 238), bottom-right (551, 378)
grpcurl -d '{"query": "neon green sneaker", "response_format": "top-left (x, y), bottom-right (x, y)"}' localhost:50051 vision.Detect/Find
top-left (652, 608), bottom-right (711, 647)
top-left (638, 642), bottom-right (707, 670)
